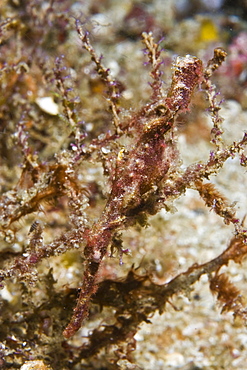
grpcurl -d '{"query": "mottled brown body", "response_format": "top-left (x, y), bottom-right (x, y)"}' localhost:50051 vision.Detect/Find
top-left (63, 54), bottom-right (203, 338)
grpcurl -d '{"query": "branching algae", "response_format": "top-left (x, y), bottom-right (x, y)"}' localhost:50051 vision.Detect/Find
top-left (1, 18), bottom-right (247, 369)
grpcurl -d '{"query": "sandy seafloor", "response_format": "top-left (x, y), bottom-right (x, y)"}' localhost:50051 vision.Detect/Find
top-left (1, 0), bottom-right (247, 369)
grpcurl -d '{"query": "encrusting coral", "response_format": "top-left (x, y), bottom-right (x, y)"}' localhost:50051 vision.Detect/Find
top-left (1, 11), bottom-right (247, 370)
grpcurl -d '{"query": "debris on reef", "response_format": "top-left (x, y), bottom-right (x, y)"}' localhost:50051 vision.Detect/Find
top-left (1, 1), bottom-right (247, 369)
